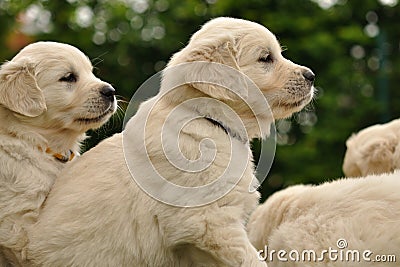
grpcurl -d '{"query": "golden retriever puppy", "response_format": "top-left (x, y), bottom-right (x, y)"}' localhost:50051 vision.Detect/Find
top-left (247, 174), bottom-right (400, 266)
top-left (343, 119), bottom-right (400, 177)
top-left (0, 41), bottom-right (116, 264)
top-left (26, 17), bottom-right (314, 267)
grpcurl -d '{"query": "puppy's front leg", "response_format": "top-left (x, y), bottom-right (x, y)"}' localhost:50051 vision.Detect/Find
top-left (199, 223), bottom-right (267, 267)
top-left (170, 220), bottom-right (267, 267)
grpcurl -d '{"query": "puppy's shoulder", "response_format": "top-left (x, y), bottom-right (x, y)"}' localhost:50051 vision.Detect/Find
top-left (0, 133), bottom-right (47, 163)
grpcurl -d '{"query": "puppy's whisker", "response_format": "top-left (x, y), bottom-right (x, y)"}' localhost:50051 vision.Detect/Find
top-left (91, 51), bottom-right (109, 68)
top-left (305, 101), bottom-right (316, 112)
top-left (116, 96), bottom-right (129, 105)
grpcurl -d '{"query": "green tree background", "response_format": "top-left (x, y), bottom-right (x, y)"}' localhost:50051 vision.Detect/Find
top-left (1, 0), bottom-right (399, 200)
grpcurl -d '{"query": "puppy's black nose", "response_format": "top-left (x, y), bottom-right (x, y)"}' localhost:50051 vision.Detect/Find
top-left (100, 85), bottom-right (116, 102)
top-left (303, 70), bottom-right (315, 82)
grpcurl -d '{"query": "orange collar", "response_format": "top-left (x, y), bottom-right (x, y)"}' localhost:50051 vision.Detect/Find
top-left (38, 147), bottom-right (75, 163)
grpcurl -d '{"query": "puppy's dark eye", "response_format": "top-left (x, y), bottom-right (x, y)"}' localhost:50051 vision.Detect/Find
top-left (59, 73), bottom-right (77, 83)
top-left (258, 54), bottom-right (273, 64)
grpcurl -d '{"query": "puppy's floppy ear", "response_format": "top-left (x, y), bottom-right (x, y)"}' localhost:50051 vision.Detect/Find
top-left (182, 38), bottom-right (248, 101)
top-left (0, 58), bottom-right (46, 117)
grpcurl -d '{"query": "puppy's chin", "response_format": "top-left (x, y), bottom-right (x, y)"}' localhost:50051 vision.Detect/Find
top-left (271, 89), bottom-right (314, 120)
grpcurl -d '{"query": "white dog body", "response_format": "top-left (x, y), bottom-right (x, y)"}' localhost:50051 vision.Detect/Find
top-left (0, 42), bottom-right (116, 265)
top-left (247, 174), bottom-right (400, 267)
top-left (26, 18), bottom-right (314, 267)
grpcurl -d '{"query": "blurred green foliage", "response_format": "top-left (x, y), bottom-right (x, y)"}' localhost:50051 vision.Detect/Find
top-left (1, 0), bottom-right (399, 200)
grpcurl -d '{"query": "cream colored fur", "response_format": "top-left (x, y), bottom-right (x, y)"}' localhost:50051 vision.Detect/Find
top-left (26, 18), bottom-right (314, 267)
top-left (343, 119), bottom-right (400, 177)
top-left (0, 41), bottom-right (116, 265)
top-left (247, 174), bottom-right (400, 266)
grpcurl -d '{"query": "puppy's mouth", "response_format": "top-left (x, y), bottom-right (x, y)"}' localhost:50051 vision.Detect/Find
top-left (75, 107), bottom-right (115, 124)
top-left (281, 91), bottom-right (313, 109)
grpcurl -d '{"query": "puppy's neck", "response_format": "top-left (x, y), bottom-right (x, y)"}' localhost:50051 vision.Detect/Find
top-left (40, 130), bottom-right (85, 156)
top-left (168, 88), bottom-right (272, 141)
top-left (195, 102), bottom-right (249, 143)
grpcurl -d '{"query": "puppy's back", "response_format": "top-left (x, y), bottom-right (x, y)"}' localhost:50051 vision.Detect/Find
top-left (248, 173), bottom-right (400, 266)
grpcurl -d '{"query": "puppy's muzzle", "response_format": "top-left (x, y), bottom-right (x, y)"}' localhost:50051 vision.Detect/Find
top-left (100, 85), bottom-right (116, 103)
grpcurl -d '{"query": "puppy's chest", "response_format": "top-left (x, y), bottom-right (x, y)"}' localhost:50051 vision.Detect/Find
top-left (0, 139), bottom-right (62, 185)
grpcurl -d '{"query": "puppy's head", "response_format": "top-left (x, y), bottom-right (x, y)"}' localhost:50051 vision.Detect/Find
top-left (169, 17), bottom-right (314, 122)
top-left (343, 132), bottom-right (398, 177)
top-left (0, 41), bottom-right (116, 133)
